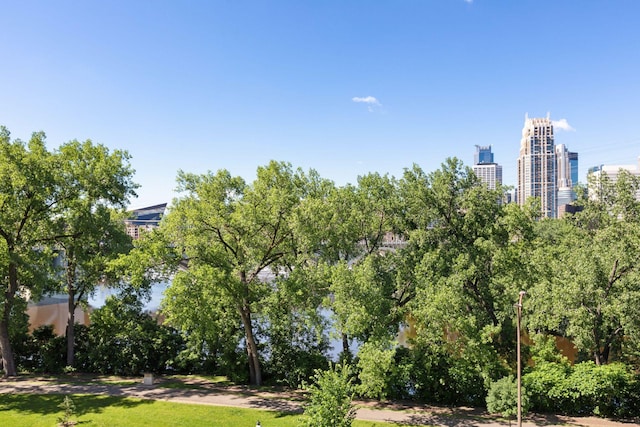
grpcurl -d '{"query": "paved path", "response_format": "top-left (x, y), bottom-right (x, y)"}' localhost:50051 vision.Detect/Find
top-left (1, 379), bottom-right (638, 427)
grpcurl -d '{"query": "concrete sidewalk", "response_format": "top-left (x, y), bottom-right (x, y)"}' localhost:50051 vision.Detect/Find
top-left (1, 379), bottom-right (638, 427)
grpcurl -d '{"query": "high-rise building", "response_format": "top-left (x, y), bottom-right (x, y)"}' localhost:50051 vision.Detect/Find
top-left (556, 144), bottom-right (577, 209)
top-left (473, 145), bottom-right (502, 190)
top-left (475, 145), bottom-right (494, 164)
top-left (569, 151), bottom-right (579, 186)
top-left (517, 115), bottom-right (557, 218)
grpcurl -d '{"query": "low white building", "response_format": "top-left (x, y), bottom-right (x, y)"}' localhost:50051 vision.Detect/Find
top-left (588, 157), bottom-right (640, 201)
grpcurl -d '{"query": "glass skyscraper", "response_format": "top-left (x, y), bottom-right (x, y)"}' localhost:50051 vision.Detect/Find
top-left (475, 145), bottom-right (494, 164)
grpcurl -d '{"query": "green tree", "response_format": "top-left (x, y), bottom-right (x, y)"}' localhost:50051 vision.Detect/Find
top-left (54, 139), bottom-right (137, 367)
top-left (400, 159), bottom-right (535, 382)
top-left (528, 170), bottom-right (640, 365)
top-left (311, 174), bottom-right (404, 356)
top-left (0, 128), bottom-right (137, 377)
top-left (160, 161), bottom-right (319, 385)
top-left (0, 128), bottom-right (69, 377)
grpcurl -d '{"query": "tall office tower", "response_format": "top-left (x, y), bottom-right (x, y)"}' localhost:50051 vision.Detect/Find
top-left (569, 151), bottom-right (579, 186)
top-left (475, 145), bottom-right (494, 164)
top-left (473, 145), bottom-right (502, 190)
top-left (517, 115), bottom-right (557, 218)
top-left (556, 144), bottom-right (576, 209)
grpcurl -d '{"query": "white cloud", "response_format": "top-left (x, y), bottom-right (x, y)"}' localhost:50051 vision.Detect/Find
top-left (552, 118), bottom-right (575, 131)
top-left (464, 0), bottom-right (473, 3)
top-left (352, 96), bottom-right (382, 112)
top-left (352, 96), bottom-right (381, 105)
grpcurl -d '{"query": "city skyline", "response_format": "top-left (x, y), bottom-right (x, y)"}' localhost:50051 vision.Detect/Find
top-left (2, 1), bottom-right (639, 208)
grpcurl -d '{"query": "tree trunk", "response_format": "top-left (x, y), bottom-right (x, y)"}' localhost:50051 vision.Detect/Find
top-left (1, 262), bottom-right (19, 377)
top-left (0, 315), bottom-right (16, 378)
top-left (342, 333), bottom-right (350, 357)
top-left (239, 301), bottom-right (262, 386)
top-left (66, 284), bottom-right (75, 367)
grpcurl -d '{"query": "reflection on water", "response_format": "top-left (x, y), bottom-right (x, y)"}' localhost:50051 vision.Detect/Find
top-left (88, 282), bottom-right (170, 312)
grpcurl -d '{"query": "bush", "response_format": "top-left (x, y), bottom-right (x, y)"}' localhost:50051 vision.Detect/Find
top-left (523, 360), bottom-right (570, 413)
top-left (524, 360), bottom-right (638, 417)
top-left (486, 375), bottom-right (530, 420)
top-left (301, 363), bottom-right (356, 427)
top-left (560, 362), bottom-right (636, 417)
top-left (355, 341), bottom-right (395, 400)
top-left (25, 325), bottom-right (66, 374)
top-left (82, 295), bottom-right (186, 375)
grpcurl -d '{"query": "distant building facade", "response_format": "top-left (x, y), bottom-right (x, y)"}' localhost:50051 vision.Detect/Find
top-left (556, 144), bottom-right (578, 211)
top-left (473, 145), bottom-right (502, 190)
top-left (588, 159), bottom-right (640, 201)
top-left (475, 145), bottom-right (494, 164)
top-left (125, 203), bottom-right (167, 239)
top-left (517, 115), bottom-right (557, 218)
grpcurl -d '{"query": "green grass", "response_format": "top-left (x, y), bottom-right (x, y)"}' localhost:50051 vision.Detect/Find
top-left (0, 393), bottom-right (417, 427)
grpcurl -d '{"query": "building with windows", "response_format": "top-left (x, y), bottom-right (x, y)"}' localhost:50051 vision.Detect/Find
top-left (588, 158), bottom-right (640, 201)
top-left (473, 145), bottom-right (502, 190)
top-left (125, 203), bottom-right (167, 239)
top-left (556, 144), bottom-right (578, 211)
top-left (475, 145), bottom-right (494, 164)
top-left (517, 115), bottom-right (557, 218)
top-left (569, 151), bottom-right (579, 187)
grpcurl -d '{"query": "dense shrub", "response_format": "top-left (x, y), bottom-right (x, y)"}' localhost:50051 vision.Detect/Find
top-left (301, 363), bottom-right (356, 427)
top-left (371, 345), bottom-right (489, 405)
top-left (82, 295), bottom-right (186, 375)
top-left (13, 325), bottom-right (66, 374)
top-left (486, 375), bottom-right (530, 420)
top-left (355, 341), bottom-right (396, 399)
top-left (524, 361), bottom-right (638, 417)
top-left (523, 360), bottom-right (570, 413)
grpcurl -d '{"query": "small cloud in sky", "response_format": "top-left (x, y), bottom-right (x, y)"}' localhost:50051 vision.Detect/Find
top-left (464, 0), bottom-right (473, 3)
top-left (352, 96), bottom-right (382, 112)
top-left (552, 118), bottom-right (575, 131)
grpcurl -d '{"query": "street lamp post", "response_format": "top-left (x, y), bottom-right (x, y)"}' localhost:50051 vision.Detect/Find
top-left (515, 290), bottom-right (526, 427)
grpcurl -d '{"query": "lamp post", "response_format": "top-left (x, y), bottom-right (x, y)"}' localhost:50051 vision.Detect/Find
top-left (515, 290), bottom-right (526, 427)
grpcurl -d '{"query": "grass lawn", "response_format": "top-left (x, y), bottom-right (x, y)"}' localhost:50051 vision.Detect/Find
top-left (0, 393), bottom-right (419, 427)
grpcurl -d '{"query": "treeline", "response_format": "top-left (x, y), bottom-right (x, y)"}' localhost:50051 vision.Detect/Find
top-left (2, 127), bottom-right (640, 417)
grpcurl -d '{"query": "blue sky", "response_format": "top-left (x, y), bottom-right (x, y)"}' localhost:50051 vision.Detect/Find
top-left (2, 0), bottom-right (639, 208)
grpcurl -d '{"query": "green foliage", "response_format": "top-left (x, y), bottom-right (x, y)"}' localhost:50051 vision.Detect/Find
top-left (0, 127), bottom-right (138, 377)
top-left (529, 172), bottom-right (640, 366)
top-left (524, 360), bottom-right (639, 417)
top-left (82, 294), bottom-right (185, 376)
top-left (522, 360), bottom-right (569, 413)
top-left (301, 363), bottom-right (356, 427)
top-left (402, 159), bottom-right (535, 381)
top-left (380, 344), bottom-right (489, 406)
top-left (355, 340), bottom-right (396, 400)
top-left (261, 277), bottom-right (330, 387)
top-left (486, 375), bottom-right (529, 419)
top-left (13, 325), bottom-right (66, 374)
top-left (158, 161), bottom-right (326, 385)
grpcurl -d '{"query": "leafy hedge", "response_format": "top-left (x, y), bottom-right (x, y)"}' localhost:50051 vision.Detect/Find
top-left (524, 361), bottom-right (639, 417)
